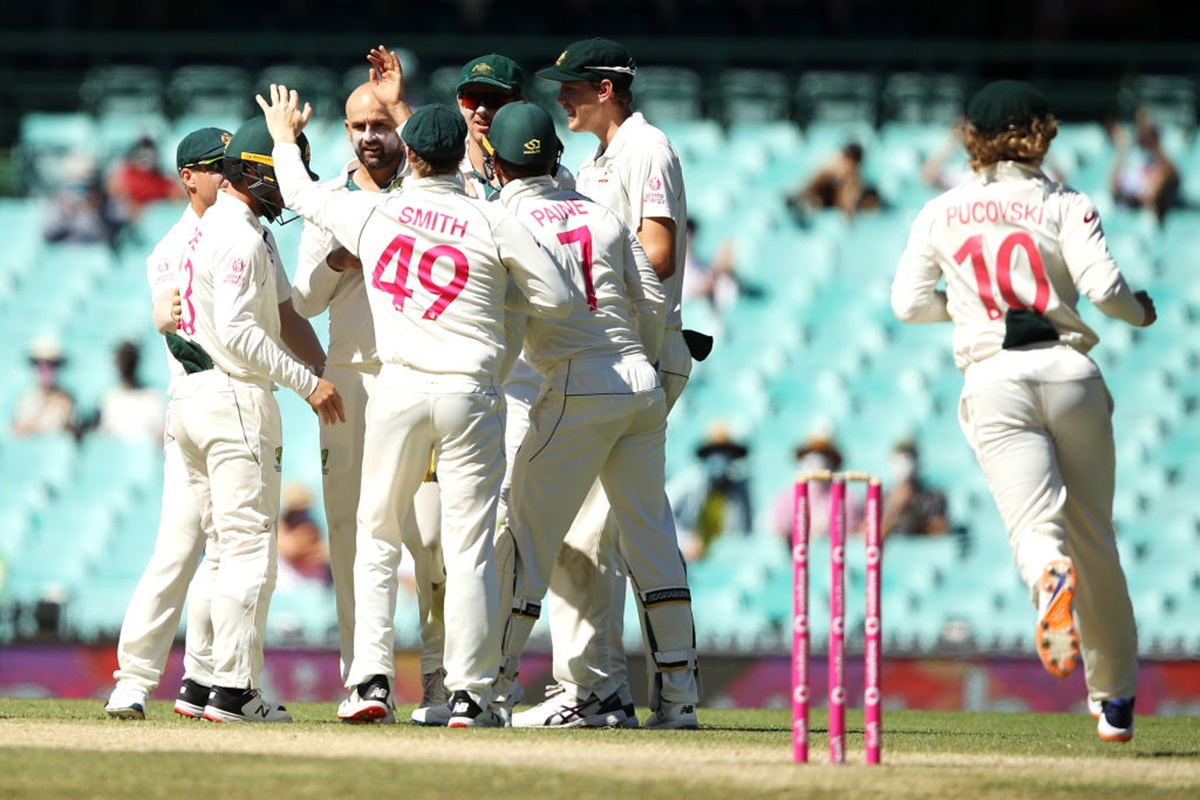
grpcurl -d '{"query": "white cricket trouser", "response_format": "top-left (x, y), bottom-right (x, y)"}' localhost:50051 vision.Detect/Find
top-left (347, 366), bottom-right (505, 703)
top-left (959, 345), bottom-right (1138, 701)
top-left (112, 408), bottom-right (217, 691)
top-left (402, 480), bottom-right (445, 676)
top-left (548, 329), bottom-right (693, 704)
top-left (170, 370), bottom-right (283, 690)
top-left (500, 356), bottom-right (698, 704)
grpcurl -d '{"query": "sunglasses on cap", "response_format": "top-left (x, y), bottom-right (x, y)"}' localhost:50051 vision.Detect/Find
top-left (457, 90), bottom-right (515, 112)
top-left (183, 157), bottom-right (225, 173)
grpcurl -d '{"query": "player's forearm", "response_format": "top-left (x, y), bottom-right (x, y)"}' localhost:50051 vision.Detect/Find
top-left (292, 222), bottom-right (342, 318)
top-left (279, 300), bottom-right (328, 373)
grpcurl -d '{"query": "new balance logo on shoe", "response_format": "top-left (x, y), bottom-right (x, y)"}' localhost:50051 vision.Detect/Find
top-left (255, 704), bottom-right (272, 719)
top-left (366, 687), bottom-right (388, 701)
top-left (453, 702), bottom-right (471, 714)
top-left (682, 705), bottom-right (695, 714)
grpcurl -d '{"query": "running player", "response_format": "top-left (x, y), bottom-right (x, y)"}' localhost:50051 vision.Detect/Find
top-left (105, 127), bottom-right (230, 720)
top-left (891, 80), bottom-right (1153, 743)
top-left (537, 37), bottom-right (697, 728)
top-left (258, 88), bottom-right (577, 727)
top-left (170, 116), bottom-right (345, 723)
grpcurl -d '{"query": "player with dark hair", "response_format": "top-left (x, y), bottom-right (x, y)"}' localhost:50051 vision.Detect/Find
top-left (892, 79), bottom-right (1154, 743)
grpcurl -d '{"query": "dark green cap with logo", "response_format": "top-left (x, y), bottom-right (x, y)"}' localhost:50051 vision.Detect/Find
top-left (536, 38), bottom-right (637, 89)
top-left (227, 117), bottom-right (319, 180)
top-left (176, 127), bottom-right (231, 171)
top-left (967, 80), bottom-right (1050, 135)
top-left (402, 103), bottom-right (468, 162)
top-left (457, 54), bottom-right (525, 95)
top-left (483, 102), bottom-right (561, 166)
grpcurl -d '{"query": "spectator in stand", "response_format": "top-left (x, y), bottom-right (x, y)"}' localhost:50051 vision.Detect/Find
top-left (880, 439), bottom-right (950, 537)
top-left (1108, 106), bottom-right (1182, 223)
top-left (42, 154), bottom-right (124, 248)
top-left (10, 336), bottom-right (78, 438)
top-left (107, 135), bottom-right (184, 224)
top-left (277, 481), bottom-right (333, 589)
top-left (680, 218), bottom-right (740, 315)
top-left (788, 141), bottom-right (884, 220)
top-left (666, 421), bottom-right (753, 562)
top-left (770, 430), bottom-right (863, 542)
top-left (93, 340), bottom-right (166, 442)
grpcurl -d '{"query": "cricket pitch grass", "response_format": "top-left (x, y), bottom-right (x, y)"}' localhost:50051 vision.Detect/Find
top-left (1, 700), bottom-right (1197, 798)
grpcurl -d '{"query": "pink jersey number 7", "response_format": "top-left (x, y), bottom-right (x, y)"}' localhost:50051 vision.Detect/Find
top-left (372, 234), bottom-right (469, 320)
top-left (558, 226), bottom-right (598, 311)
top-left (954, 231), bottom-right (1050, 319)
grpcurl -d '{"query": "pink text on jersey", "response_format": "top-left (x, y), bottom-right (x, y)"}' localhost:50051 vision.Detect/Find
top-left (398, 206), bottom-right (469, 238)
top-left (529, 199), bottom-right (590, 227)
top-left (946, 200), bottom-right (1045, 228)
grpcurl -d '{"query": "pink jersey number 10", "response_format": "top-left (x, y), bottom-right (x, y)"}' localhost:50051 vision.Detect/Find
top-left (557, 226), bottom-right (598, 312)
top-left (954, 231), bottom-right (1050, 320)
top-left (372, 234), bottom-right (470, 321)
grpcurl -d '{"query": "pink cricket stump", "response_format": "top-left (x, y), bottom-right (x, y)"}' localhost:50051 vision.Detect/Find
top-left (828, 477), bottom-right (847, 764)
top-left (864, 478), bottom-right (883, 765)
top-left (791, 476), bottom-right (810, 764)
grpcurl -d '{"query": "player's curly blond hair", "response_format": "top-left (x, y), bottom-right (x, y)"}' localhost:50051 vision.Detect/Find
top-left (961, 116), bottom-right (1058, 171)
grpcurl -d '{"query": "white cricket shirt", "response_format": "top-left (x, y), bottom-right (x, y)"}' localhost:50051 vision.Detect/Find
top-left (273, 143), bottom-right (577, 386)
top-left (574, 112), bottom-right (687, 331)
top-left (498, 176), bottom-right (665, 377)
top-left (892, 161), bottom-right (1148, 371)
top-left (145, 204), bottom-right (201, 390)
top-left (180, 191), bottom-right (319, 397)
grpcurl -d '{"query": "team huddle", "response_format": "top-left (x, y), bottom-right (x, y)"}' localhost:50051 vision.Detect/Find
top-left (104, 39), bottom-right (701, 729)
top-left (101, 38), bottom-right (1151, 744)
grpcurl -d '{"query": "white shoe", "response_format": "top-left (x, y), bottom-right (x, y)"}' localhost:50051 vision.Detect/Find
top-left (202, 687), bottom-right (293, 723)
top-left (447, 691), bottom-right (505, 728)
top-left (1035, 559), bottom-right (1080, 679)
top-left (1097, 697), bottom-right (1135, 743)
top-left (511, 684), bottom-right (627, 729)
top-left (1087, 696), bottom-right (1103, 718)
top-left (410, 702), bottom-right (452, 726)
top-left (338, 676), bottom-right (395, 724)
top-left (491, 679), bottom-right (524, 726)
top-left (105, 682), bottom-right (148, 720)
top-left (644, 701), bottom-right (699, 730)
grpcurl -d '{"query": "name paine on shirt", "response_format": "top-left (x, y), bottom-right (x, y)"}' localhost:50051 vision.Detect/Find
top-left (946, 200), bottom-right (1045, 227)
top-left (398, 206), bottom-right (470, 237)
top-left (529, 199), bottom-right (590, 227)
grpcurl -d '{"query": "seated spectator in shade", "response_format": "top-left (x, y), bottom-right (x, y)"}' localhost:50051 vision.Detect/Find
top-left (788, 141), bottom-right (884, 220)
top-left (11, 336), bottom-right (79, 438)
top-left (277, 481), bottom-right (333, 589)
top-left (106, 135), bottom-right (184, 224)
top-left (1108, 106), bottom-right (1182, 223)
top-left (94, 340), bottom-right (166, 442)
top-left (880, 440), bottom-right (950, 537)
top-left (42, 154), bottom-right (125, 248)
top-left (667, 421), bottom-right (753, 562)
top-left (680, 218), bottom-right (740, 315)
top-left (771, 430), bottom-right (862, 542)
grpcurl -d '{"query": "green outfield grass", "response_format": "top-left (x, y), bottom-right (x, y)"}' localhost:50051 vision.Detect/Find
top-left (0, 700), bottom-right (1197, 798)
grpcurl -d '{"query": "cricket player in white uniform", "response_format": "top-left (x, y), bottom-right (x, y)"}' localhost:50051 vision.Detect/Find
top-left (291, 48), bottom-right (449, 720)
top-left (472, 102), bottom-right (698, 728)
top-left (891, 80), bottom-right (1155, 743)
top-left (169, 117), bottom-right (345, 723)
top-left (105, 127), bottom-right (230, 720)
top-left (259, 90), bottom-right (577, 727)
top-left (538, 38), bottom-right (697, 728)
top-left (407, 53), bottom-right (581, 727)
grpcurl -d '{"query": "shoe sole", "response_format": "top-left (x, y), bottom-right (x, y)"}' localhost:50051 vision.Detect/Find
top-left (1098, 728), bottom-right (1134, 743)
top-left (106, 706), bottom-right (145, 720)
top-left (339, 704), bottom-right (391, 724)
top-left (511, 710), bottom-right (627, 729)
top-left (448, 717), bottom-right (503, 728)
top-left (1036, 561), bottom-right (1080, 679)
top-left (174, 701), bottom-right (205, 719)
top-left (202, 709), bottom-right (293, 723)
